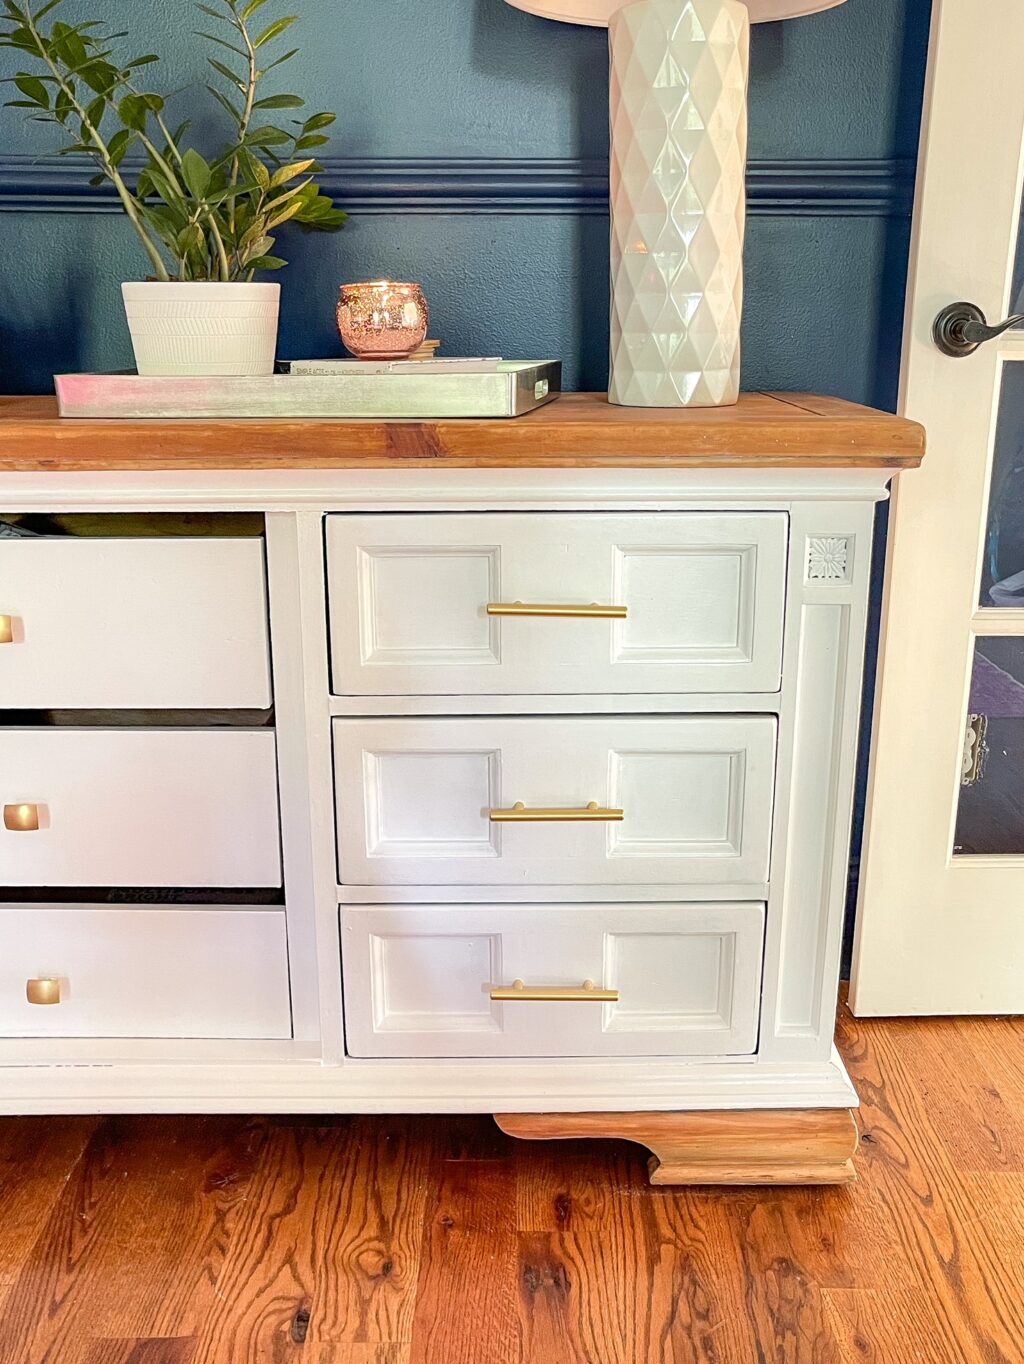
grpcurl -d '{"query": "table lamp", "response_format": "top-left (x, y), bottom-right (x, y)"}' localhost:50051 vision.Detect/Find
top-left (505, 0), bottom-right (847, 407)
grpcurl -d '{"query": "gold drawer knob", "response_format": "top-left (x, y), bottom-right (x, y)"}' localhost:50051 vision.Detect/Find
top-left (490, 979), bottom-right (619, 1002)
top-left (26, 978), bottom-right (62, 1006)
top-left (4, 803), bottom-right (41, 832)
top-left (0, 614), bottom-right (14, 644)
top-left (489, 801), bottom-right (624, 823)
top-left (486, 601), bottom-right (627, 619)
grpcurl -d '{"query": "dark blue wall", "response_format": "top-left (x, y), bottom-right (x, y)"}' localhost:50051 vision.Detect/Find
top-left (1, 0), bottom-right (930, 399)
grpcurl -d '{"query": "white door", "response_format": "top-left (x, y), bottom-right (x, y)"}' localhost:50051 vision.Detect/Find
top-left (851, 0), bottom-right (1024, 1014)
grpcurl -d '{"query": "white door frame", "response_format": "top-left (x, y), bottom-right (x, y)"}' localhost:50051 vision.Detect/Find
top-left (851, 0), bottom-right (1024, 1014)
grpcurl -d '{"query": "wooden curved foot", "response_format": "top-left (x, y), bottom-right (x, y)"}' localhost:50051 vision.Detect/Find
top-left (494, 1108), bottom-right (859, 1186)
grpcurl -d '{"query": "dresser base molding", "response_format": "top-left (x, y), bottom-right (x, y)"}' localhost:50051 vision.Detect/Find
top-left (494, 1107), bottom-right (860, 1186)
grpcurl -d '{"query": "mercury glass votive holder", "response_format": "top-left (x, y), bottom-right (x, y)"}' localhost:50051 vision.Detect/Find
top-left (336, 281), bottom-right (429, 360)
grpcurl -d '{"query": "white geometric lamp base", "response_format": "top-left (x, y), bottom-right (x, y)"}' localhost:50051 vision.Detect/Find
top-left (608, 0), bottom-right (750, 407)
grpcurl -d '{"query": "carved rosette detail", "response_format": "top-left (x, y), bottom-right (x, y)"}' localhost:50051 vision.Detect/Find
top-left (806, 536), bottom-right (852, 583)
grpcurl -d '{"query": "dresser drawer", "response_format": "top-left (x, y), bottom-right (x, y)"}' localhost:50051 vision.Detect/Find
top-left (0, 537), bottom-right (271, 708)
top-left (1, 729), bottom-right (282, 887)
top-left (334, 715), bottom-right (775, 886)
top-left (341, 901), bottom-right (764, 1058)
top-left (326, 512), bottom-right (787, 696)
top-left (0, 906), bottom-right (291, 1038)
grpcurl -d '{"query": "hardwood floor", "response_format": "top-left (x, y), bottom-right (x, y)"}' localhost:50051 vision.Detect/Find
top-left (1, 1005), bottom-right (1022, 1364)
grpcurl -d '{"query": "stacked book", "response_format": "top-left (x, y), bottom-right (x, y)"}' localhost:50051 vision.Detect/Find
top-left (54, 356), bottom-right (562, 420)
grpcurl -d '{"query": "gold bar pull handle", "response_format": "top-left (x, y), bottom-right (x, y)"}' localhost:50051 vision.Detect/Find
top-left (0, 614), bottom-right (15, 644)
top-left (489, 800), bottom-right (624, 823)
top-left (491, 979), bottom-right (619, 1002)
top-left (486, 601), bottom-right (627, 619)
top-left (4, 803), bottom-right (41, 832)
top-left (26, 978), bottom-right (62, 1006)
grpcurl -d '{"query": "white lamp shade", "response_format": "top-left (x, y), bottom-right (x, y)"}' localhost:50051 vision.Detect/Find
top-left (505, 0), bottom-right (845, 23)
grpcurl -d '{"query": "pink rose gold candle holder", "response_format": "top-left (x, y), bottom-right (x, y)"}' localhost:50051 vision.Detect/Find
top-left (336, 280), bottom-right (429, 360)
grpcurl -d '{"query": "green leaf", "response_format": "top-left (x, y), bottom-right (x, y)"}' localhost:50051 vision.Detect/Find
top-left (206, 83), bottom-right (241, 122)
top-left (258, 47), bottom-right (297, 74)
top-left (88, 172), bottom-right (105, 186)
top-left (1, 29), bottom-right (37, 52)
top-left (242, 234), bottom-right (274, 261)
top-left (247, 254), bottom-right (286, 271)
top-left (253, 15), bottom-right (297, 47)
top-left (207, 56), bottom-right (244, 90)
top-left (176, 222), bottom-right (204, 255)
top-left (144, 168), bottom-right (180, 203)
top-left (300, 206), bottom-right (347, 231)
top-left (199, 32), bottom-right (248, 59)
top-left (253, 93), bottom-right (304, 110)
top-left (181, 146), bottom-right (212, 199)
top-left (78, 59), bottom-right (118, 94)
top-left (202, 179), bottom-right (261, 205)
top-left (142, 92), bottom-right (165, 114)
top-left (266, 196), bottom-right (306, 230)
top-left (51, 23), bottom-right (87, 68)
top-left (294, 133), bottom-right (328, 150)
top-left (195, 2), bottom-right (229, 19)
top-left (302, 111), bottom-right (335, 132)
top-left (107, 126), bottom-right (132, 166)
top-left (125, 53), bottom-right (159, 69)
top-left (13, 73), bottom-right (48, 106)
top-left (247, 124), bottom-right (291, 147)
top-left (119, 92), bottom-right (148, 130)
top-left (240, 145), bottom-right (270, 189)
top-left (83, 94), bottom-right (104, 129)
top-left (268, 156), bottom-right (313, 188)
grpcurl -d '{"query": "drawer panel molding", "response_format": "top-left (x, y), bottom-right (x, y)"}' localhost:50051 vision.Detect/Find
top-left (334, 715), bottom-right (776, 887)
top-left (326, 512), bottom-right (787, 696)
top-left (341, 901), bottom-right (765, 1058)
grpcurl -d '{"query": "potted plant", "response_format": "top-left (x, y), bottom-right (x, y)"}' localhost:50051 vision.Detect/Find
top-left (1, 0), bottom-right (346, 375)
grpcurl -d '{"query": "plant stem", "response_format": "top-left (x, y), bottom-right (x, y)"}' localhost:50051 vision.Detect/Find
top-left (227, 0), bottom-right (258, 247)
top-left (21, 3), bottom-right (169, 279)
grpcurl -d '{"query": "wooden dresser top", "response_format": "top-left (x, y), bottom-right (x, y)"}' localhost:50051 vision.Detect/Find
top-left (0, 392), bottom-right (924, 472)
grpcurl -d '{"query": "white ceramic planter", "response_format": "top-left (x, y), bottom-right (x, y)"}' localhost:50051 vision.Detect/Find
top-left (608, 0), bottom-right (749, 407)
top-left (121, 281), bottom-right (281, 377)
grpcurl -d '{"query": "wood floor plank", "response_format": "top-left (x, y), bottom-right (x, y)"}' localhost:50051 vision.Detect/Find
top-left (822, 1289), bottom-right (960, 1364)
top-left (302, 1116), bottom-right (435, 1347)
top-left (84, 1339), bottom-right (197, 1364)
top-left (893, 1017), bottom-right (1024, 1172)
top-left (0, 1116), bottom-right (264, 1364)
top-left (409, 1157), bottom-right (518, 1364)
top-left (836, 1008), bottom-right (1024, 1363)
top-left (191, 1117), bottom-right (433, 1363)
top-left (515, 1140), bottom-right (760, 1364)
top-left (0, 1116), bottom-right (99, 1303)
top-left (721, 1190), bottom-right (842, 1364)
top-left (713, 1180), bottom-right (918, 1292)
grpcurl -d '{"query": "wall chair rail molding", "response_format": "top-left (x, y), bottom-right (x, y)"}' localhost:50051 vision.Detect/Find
top-left (0, 154), bottom-right (913, 219)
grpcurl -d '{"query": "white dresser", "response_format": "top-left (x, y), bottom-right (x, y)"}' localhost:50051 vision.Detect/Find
top-left (0, 392), bottom-right (924, 1184)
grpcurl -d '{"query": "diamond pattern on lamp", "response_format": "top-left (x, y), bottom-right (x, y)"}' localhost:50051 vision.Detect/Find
top-left (608, 0), bottom-right (749, 407)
